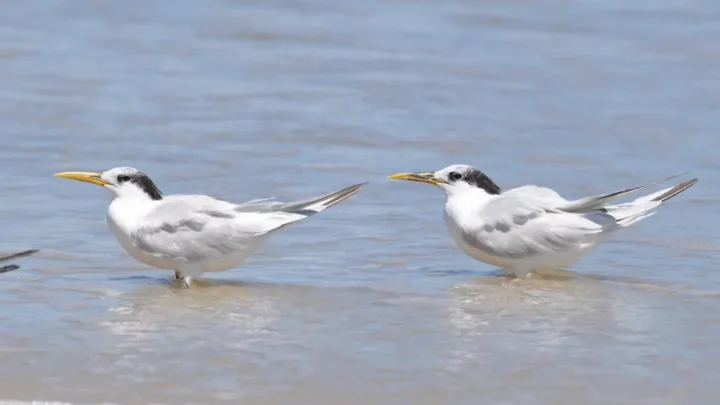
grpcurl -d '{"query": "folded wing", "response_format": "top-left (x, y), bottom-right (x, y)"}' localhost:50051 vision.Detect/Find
top-left (471, 174), bottom-right (698, 261)
top-left (467, 197), bottom-right (607, 260)
top-left (132, 183), bottom-right (365, 262)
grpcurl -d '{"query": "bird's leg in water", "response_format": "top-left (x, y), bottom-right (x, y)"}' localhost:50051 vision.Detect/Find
top-left (174, 270), bottom-right (193, 288)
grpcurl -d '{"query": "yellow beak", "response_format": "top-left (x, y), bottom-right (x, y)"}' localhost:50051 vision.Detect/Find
top-left (54, 171), bottom-right (111, 186)
top-left (388, 172), bottom-right (448, 186)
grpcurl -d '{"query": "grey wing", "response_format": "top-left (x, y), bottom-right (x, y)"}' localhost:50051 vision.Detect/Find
top-left (131, 197), bottom-right (305, 262)
top-left (131, 184), bottom-right (365, 262)
top-left (234, 183), bottom-right (365, 215)
top-left (466, 196), bottom-right (608, 260)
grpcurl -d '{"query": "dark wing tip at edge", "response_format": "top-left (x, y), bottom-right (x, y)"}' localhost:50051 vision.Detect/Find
top-left (652, 178), bottom-right (698, 202)
top-left (321, 182), bottom-right (367, 208)
top-left (0, 249), bottom-right (39, 263)
top-left (0, 265), bottom-right (20, 274)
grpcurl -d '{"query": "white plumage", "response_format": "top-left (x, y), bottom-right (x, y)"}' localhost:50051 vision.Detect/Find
top-left (390, 165), bottom-right (697, 278)
top-left (56, 167), bottom-right (365, 287)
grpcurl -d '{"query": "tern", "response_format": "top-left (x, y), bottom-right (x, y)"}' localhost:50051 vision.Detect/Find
top-left (55, 167), bottom-right (365, 287)
top-left (0, 249), bottom-right (38, 274)
top-left (389, 165), bottom-right (697, 278)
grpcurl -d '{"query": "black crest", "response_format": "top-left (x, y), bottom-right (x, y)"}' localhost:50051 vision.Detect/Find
top-left (131, 173), bottom-right (163, 200)
top-left (465, 169), bottom-right (501, 195)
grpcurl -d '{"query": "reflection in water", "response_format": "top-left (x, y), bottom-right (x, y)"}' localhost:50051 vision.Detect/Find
top-left (103, 281), bottom-right (283, 349)
top-left (443, 270), bottom-right (713, 380)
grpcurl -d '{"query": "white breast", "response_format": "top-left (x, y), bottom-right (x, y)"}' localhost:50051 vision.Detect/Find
top-left (106, 200), bottom-right (179, 270)
top-left (442, 191), bottom-right (514, 269)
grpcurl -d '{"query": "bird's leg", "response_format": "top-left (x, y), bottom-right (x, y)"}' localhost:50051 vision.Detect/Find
top-left (174, 268), bottom-right (194, 288)
top-left (173, 271), bottom-right (192, 288)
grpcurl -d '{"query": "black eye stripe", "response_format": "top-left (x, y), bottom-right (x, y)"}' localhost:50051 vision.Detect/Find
top-left (109, 170), bottom-right (164, 200)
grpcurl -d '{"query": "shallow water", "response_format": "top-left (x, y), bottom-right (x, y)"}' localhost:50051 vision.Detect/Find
top-left (0, 0), bottom-right (719, 404)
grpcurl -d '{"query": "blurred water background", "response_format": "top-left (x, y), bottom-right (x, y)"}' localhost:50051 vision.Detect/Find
top-left (0, 0), bottom-right (719, 404)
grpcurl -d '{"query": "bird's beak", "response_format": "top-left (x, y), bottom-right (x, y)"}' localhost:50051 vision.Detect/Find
top-left (54, 171), bottom-right (111, 186)
top-left (388, 172), bottom-right (448, 186)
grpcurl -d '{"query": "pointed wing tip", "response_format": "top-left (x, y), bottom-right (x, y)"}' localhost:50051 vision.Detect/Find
top-left (0, 264), bottom-right (20, 274)
top-left (0, 249), bottom-right (39, 263)
top-left (684, 178), bottom-right (699, 186)
top-left (339, 182), bottom-right (368, 196)
top-left (335, 182), bottom-right (367, 200)
top-left (16, 249), bottom-right (39, 258)
top-left (673, 177), bottom-right (698, 189)
top-left (680, 177), bottom-right (699, 189)
top-left (668, 172), bottom-right (690, 181)
top-left (652, 177), bottom-right (699, 202)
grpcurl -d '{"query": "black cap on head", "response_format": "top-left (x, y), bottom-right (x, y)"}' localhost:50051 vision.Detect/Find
top-left (464, 168), bottom-right (501, 195)
top-left (131, 173), bottom-right (163, 200)
top-left (113, 168), bottom-right (163, 200)
top-left (446, 165), bottom-right (501, 195)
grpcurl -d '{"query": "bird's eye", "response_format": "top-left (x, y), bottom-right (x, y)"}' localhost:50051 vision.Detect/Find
top-left (117, 175), bottom-right (131, 183)
top-left (449, 172), bottom-right (463, 181)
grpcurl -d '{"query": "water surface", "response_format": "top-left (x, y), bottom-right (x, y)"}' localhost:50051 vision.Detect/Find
top-left (0, 0), bottom-right (719, 404)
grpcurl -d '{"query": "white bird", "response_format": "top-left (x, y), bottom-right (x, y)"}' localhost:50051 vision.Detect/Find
top-left (55, 167), bottom-right (365, 287)
top-left (389, 165), bottom-right (697, 278)
top-left (0, 249), bottom-right (38, 274)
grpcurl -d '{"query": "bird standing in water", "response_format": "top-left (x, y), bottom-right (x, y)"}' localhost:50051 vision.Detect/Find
top-left (390, 164), bottom-right (697, 278)
top-left (56, 167), bottom-right (365, 287)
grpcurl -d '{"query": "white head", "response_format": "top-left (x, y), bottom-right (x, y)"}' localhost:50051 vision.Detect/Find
top-left (389, 164), bottom-right (502, 197)
top-left (55, 166), bottom-right (163, 201)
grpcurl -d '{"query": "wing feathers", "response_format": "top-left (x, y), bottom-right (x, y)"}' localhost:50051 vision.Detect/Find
top-left (131, 183), bottom-right (365, 263)
top-left (649, 178), bottom-right (698, 203)
top-left (557, 173), bottom-right (688, 213)
top-left (0, 265), bottom-right (19, 274)
top-left (0, 249), bottom-right (38, 263)
top-left (0, 250), bottom-right (38, 274)
top-left (467, 173), bottom-right (697, 262)
top-left (273, 182), bottom-right (367, 214)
